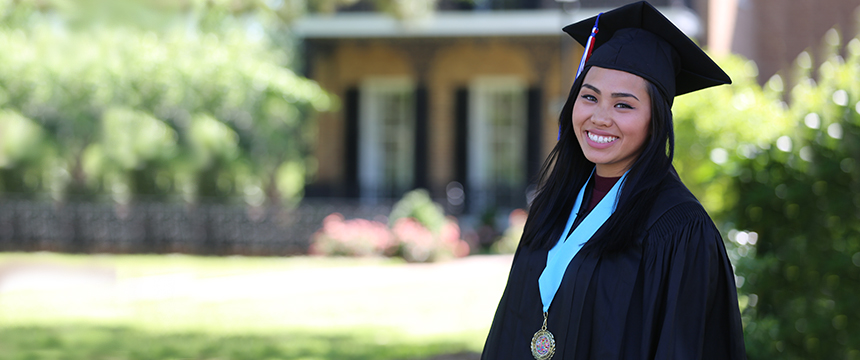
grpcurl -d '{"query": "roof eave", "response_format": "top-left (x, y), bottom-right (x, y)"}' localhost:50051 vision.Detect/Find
top-left (293, 8), bottom-right (701, 39)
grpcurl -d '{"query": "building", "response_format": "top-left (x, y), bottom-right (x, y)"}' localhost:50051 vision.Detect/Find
top-left (294, 0), bottom-right (698, 214)
top-left (707, 0), bottom-right (860, 83)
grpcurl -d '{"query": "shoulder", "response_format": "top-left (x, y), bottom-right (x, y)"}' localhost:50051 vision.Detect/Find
top-left (643, 173), bottom-right (718, 243)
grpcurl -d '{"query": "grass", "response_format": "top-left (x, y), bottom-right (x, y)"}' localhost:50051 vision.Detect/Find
top-left (0, 325), bottom-right (478, 360)
top-left (0, 252), bottom-right (511, 360)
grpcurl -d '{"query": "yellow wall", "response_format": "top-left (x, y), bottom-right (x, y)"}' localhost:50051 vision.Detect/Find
top-left (312, 41), bottom-right (414, 193)
top-left (308, 36), bottom-right (583, 197)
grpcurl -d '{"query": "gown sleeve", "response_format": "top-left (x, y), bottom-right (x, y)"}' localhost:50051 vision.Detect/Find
top-left (481, 242), bottom-right (540, 360)
top-left (638, 201), bottom-right (746, 359)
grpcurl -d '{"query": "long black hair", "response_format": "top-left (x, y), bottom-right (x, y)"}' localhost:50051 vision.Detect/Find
top-left (519, 65), bottom-right (675, 254)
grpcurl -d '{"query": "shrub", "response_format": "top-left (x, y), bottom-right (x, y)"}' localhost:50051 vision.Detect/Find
top-left (392, 216), bottom-right (470, 262)
top-left (723, 34), bottom-right (860, 359)
top-left (311, 190), bottom-right (470, 262)
top-left (391, 217), bottom-right (436, 262)
top-left (309, 213), bottom-right (396, 257)
top-left (389, 189), bottom-right (447, 233)
top-left (490, 208), bottom-right (527, 254)
top-left (672, 54), bottom-right (791, 218)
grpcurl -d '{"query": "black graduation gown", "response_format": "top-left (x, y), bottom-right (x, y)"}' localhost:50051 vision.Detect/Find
top-left (481, 173), bottom-right (746, 359)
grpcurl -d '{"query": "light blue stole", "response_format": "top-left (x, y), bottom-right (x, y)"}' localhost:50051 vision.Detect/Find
top-left (538, 170), bottom-right (628, 313)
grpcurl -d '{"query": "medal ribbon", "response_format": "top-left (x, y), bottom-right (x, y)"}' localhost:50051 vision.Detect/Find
top-left (538, 170), bottom-right (627, 313)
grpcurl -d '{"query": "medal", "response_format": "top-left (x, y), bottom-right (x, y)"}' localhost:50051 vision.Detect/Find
top-left (531, 312), bottom-right (555, 360)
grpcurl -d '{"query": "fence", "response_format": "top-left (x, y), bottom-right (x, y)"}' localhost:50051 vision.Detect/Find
top-left (0, 198), bottom-right (393, 256)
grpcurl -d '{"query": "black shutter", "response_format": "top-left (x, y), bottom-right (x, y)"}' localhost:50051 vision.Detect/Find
top-left (344, 87), bottom-right (360, 198)
top-left (454, 87), bottom-right (469, 212)
top-left (454, 87), bottom-right (469, 186)
top-left (414, 85), bottom-right (429, 190)
top-left (526, 87), bottom-right (543, 185)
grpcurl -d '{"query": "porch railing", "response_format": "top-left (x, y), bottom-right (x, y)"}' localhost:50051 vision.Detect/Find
top-left (0, 198), bottom-right (392, 256)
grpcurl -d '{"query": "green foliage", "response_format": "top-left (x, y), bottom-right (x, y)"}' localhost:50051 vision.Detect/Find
top-left (389, 189), bottom-right (447, 233)
top-left (384, 190), bottom-right (470, 261)
top-left (0, 2), bottom-right (333, 204)
top-left (672, 54), bottom-right (791, 218)
top-left (490, 208), bottom-right (527, 254)
top-left (652, 42), bottom-right (860, 358)
top-left (724, 34), bottom-right (860, 359)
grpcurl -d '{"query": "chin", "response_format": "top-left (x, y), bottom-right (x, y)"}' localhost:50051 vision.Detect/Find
top-left (582, 150), bottom-right (607, 164)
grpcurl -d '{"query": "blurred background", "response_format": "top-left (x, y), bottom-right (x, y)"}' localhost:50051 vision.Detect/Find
top-left (0, 0), bottom-right (859, 359)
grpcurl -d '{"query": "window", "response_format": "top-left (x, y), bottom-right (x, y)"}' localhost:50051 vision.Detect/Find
top-left (469, 77), bottom-right (526, 209)
top-left (359, 77), bottom-right (415, 201)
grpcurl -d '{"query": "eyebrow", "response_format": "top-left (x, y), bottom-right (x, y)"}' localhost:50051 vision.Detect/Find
top-left (582, 83), bottom-right (641, 101)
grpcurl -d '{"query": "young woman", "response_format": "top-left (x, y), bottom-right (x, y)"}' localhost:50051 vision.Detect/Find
top-left (481, 2), bottom-right (746, 359)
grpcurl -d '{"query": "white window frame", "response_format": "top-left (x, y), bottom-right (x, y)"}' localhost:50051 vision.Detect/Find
top-left (468, 76), bottom-right (527, 209)
top-left (359, 77), bottom-right (415, 202)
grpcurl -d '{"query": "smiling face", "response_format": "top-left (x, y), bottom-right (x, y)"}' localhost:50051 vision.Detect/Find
top-left (572, 66), bottom-right (652, 177)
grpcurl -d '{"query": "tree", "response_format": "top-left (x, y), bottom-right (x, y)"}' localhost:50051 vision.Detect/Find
top-left (0, 0), bottom-right (334, 205)
top-left (672, 54), bottom-right (792, 220)
top-left (725, 31), bottom-right (860, 359)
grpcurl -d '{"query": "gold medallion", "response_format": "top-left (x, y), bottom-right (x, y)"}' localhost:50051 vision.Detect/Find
top-left (531, 312), bottom-right (556, 360)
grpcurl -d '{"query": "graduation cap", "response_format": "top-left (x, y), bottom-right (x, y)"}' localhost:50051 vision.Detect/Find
top-left (563, 1), bottom-right (730, 104)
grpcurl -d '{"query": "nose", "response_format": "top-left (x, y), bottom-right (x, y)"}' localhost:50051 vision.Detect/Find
top-left (589, 106), bottom-right (612, 127)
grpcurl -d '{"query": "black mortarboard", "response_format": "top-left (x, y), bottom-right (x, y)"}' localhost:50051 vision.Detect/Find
top-left (563, 1), bottom-right (730, 104)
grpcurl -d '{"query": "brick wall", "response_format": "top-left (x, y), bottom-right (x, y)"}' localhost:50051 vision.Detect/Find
top-left (731, 0), bottom-right (860, 83)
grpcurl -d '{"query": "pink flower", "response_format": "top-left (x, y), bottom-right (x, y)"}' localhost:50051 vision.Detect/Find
top-left (312, 212), bottom-right (471, 260)
top-left (311, 213), bottom-right (395, 257)
top-left (440, 219), bottom-right (470, 258)
top-left (509, 208), bottom-right (528, 227)
top-left (392, 218), bottom-right (435, 262)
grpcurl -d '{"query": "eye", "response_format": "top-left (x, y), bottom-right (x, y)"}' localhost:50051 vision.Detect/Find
top-left (580, 94), bottom-right (597, 102)
top-left (615, 102), bottom-right (634, 109)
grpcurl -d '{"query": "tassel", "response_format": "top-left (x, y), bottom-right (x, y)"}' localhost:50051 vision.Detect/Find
top-left (575, 12), bottom-right (602, 81)
top-left (560, 12), bottom-right (602, 141)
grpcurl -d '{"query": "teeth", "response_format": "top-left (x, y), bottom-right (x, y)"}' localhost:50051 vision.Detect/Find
top-left (587, 132), bottom-right (618, 144)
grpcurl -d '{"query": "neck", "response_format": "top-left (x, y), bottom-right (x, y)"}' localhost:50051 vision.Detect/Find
top-left (595, 165), bottom-right (627, 177)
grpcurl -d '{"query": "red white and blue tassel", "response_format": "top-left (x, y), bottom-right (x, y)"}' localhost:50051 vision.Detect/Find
top-left (560, 12), bottom-right (602, 140)
top-left (575, 12), bottom-right (602, 81)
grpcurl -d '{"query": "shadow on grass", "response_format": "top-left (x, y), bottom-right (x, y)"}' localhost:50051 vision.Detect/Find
top-left (0, 325), bottom-right (481, 360)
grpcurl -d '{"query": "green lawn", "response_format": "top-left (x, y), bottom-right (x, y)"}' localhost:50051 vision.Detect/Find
top-left (0, 325), bottom-right (477, 360)
top-left (0, 253), bottom-right (511, 360)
